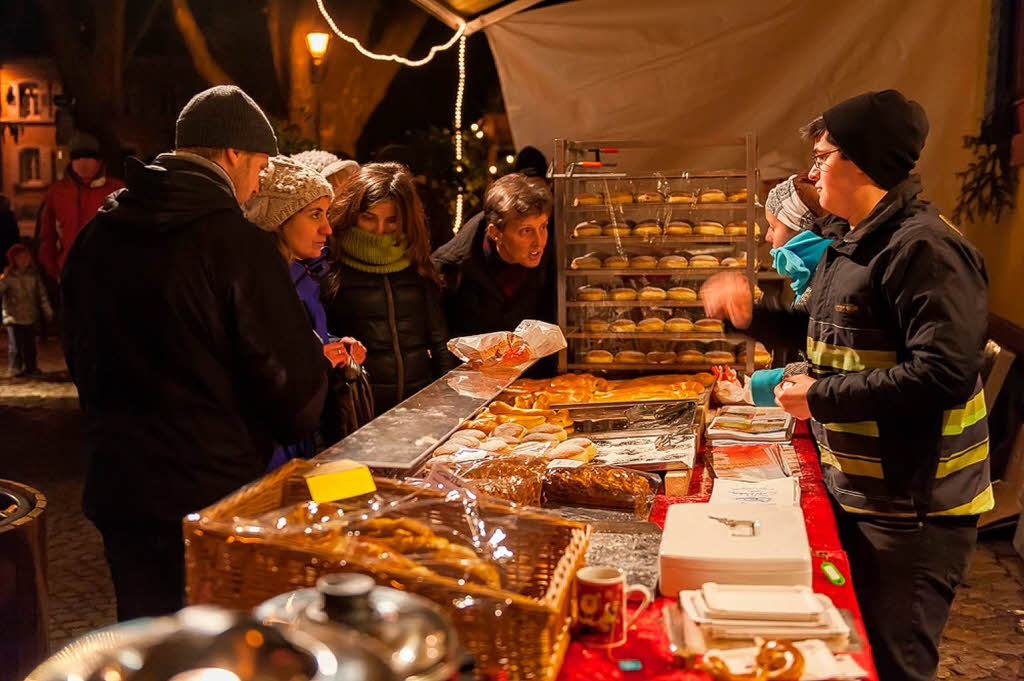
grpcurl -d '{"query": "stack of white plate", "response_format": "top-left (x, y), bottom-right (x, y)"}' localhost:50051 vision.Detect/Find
top-left (678, 583), bottom-right (850, 650)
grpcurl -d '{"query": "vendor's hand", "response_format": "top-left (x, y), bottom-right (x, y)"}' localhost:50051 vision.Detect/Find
top-left (701, 272), bottom-right (753, 329)
top-left (339, 336), bottom-right (367, 365)
top-left (322, 341), bottom-right (350, 368)
top-left (774, 374), bottom-right (816, 420)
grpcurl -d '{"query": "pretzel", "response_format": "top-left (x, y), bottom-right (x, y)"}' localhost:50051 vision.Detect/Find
top-left (698, 640), bottom-right (805, 681)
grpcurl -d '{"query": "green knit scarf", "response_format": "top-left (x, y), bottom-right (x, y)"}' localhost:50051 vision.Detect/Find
top-left (337, 228), bottom-right (411, 274)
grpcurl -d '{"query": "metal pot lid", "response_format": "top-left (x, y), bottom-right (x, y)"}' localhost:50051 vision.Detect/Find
top-left (256, 575), bottom-right (457, 681)
top-left (26, 605), bottom-right (398, 681)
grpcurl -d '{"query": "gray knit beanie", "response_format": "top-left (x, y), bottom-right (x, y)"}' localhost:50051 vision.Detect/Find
top-left (243, 156), bottom-right (334, 231)
top-left (175, 85), bottom-right (278, 155)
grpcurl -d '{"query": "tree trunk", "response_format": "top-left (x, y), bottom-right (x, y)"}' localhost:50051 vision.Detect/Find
top-left (36, 0), bottom-right (126, 172)
top-left (171, 0), bottom-right (236, 87)
top-left (289, 1), bottom-right (427, 155)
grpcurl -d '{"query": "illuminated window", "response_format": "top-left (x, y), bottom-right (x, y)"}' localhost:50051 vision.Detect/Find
top-left (18, 82), bottom-right (41, 118)
top-left (19, 148), bottom-right (41, 183)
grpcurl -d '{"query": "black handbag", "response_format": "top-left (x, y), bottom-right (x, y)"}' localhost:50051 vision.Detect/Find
top-left (319, 358), bottom-right (375, 446)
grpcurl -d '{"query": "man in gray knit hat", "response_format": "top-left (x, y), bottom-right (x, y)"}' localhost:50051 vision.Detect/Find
top-left (61, 85), bottom-right (329, 620)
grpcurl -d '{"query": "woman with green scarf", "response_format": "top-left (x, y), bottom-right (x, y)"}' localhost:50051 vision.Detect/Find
top-left (321, 162), bottom-right (457, 415)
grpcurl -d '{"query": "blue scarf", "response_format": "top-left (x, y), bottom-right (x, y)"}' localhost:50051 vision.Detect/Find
top-left (769, 231), bottom-right (831, 302)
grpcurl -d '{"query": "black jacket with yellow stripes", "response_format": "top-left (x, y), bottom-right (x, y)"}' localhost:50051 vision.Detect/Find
top-left (804, 176), bottom-right (992, 517)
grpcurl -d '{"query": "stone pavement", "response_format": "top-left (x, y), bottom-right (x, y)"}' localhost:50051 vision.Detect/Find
top-left (2, 335), bottom-right (1023, 676)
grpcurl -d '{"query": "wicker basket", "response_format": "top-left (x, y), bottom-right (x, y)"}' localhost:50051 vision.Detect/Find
top-left (184, 459), bottom-right (590, 681)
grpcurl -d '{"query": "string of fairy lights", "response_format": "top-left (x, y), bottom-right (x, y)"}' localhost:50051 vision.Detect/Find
top-left (313, 1), bottom-right (506, 232)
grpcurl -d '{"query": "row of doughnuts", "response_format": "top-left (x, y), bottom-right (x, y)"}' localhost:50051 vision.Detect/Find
top-left (574, 187), bottom-right (747, 206)
top-left (573, 219), bottom-right (753, 238)
top-left (582, 315), bottom-right (724, 334)
top-left (583, 348), bottom-right (739, 365)
top-left (570, 251), bottom-right (747, 270)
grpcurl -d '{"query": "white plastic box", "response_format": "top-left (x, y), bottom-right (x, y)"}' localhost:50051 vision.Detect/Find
top-left (658, 503), bottom-right (812, 597)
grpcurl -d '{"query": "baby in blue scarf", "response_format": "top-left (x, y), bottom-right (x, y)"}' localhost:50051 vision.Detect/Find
top-left (748, 175), bottom-right (831, 406)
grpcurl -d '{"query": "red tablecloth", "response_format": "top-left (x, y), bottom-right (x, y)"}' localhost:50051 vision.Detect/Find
top-left (557, 425), bottom-right (878, 681)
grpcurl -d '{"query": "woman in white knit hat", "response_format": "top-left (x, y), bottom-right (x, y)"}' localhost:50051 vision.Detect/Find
top-left (245, 155), bottom-right (366, 467)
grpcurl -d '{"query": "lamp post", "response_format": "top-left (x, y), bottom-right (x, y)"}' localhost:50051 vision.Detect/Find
top-left (305, 32), bottom-right (330, 147)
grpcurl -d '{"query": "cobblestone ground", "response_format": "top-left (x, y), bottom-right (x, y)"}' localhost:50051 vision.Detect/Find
top-left (2, 335), bottom-right (1023, 675)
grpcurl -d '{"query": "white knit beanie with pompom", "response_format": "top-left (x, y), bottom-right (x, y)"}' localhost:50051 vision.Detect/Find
top-left (243, 155), bottom-right (334, 231)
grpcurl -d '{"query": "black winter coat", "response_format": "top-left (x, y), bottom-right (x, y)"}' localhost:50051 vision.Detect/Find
top-left (324, 264), bottom-right (457, 415)
top-left (430, 212), bottom-right (556, 338)
top-left (61, 154), bottom-right (328, 525)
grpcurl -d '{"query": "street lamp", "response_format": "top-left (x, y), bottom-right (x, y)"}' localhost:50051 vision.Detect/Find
top-left (305, 32), bottom-right (330, 145)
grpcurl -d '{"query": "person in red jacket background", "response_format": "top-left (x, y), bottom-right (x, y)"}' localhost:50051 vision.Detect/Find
top-left (38, 132), bottom-right (124, 281)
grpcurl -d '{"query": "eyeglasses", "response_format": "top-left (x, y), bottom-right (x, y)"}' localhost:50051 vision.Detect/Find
top-left (811, 149), bottom-right (841, 170)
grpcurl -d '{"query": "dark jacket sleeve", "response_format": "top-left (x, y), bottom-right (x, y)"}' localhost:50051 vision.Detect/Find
top-left (736, 303), bottom-right (809, 359)
top-left (224, 228), bottom-right (329, 443)
top-left (425, 279), bottom-right (459, 376)
top-left (807, 229), bottom-right (988, 423)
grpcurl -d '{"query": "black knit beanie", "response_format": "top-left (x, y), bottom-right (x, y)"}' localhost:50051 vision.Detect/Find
top-left (69, 132), bottom-right (101, 160)
top-left (822, 89), bottom-right (929, 190)
top-left (175, 85), bottom-right (278, 155)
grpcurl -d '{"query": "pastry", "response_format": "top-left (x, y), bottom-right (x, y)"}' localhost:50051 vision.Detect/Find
top-left (633, 220), bottom-right (663, 237)
top-left (610, 287), bottom-right (638, 301)
top-left (610, 318), bottom-right (637, 333)
top-left (603, 254), bottom-right (630, 268)
top-left (527, 423), bottom-right (569, 441)
top-left (492, 422), bottom-right (527, 440)
top-left (721, 256), bottom-right (744, 268)
top-left (646, 350), bottom-right (677, 364)
top-left (479, 438), bottom-right (511, 453)
top-left (615, 350), bottom-right (646, 364)
top-left (522, 431), bottom-right (560, 443)
top-left (637, 317), bottom-right (666, 333)
top-left (448, 433), bottom-right (482, 448)
top-left (585, 317), bottom-right (610, 333)
top-left (630, 255), bottom-right (658, 269)
top-left (434, 441), bottom-right (468, 457)
top-left (724, 222), bottom-right (748, 235)
top-left (573, 220), bottom-right (604, 237)
top-left (727, 188), bottom-right (748, 202)
top-left (658, 254), bottom-right (688, 269)
top-left (668, 286), bottom-right (698, 302)
top-left (585, 349), bottom-right (614, 363)
top-left (577, 286), bottom-right (608, 301)
top-left (636, 191), bottom-right (664, 203)
top-left (694, 318), bottom-right (725, 333)
top-left (574, 193), bottom-right (603, 206)
top-left (667, 191), bottom-right (696, 204)
top-left (689, 254), bottom-right (721, 268)
top-left (607, 190), bottom-right (634, 204)
top-left (665, 219), bottom-right (694, 235)
top-left (694, 221), bottom-right (725, 236)
top-left (548, 437), bottom-right (598, 463)
top-left (457, 428), bottom-right (488, 440)
top-left (571, 253), bottom-right (602, 269)
top-left (638, 286), bottom-right (667, 301)
top-left (543, 466), bottom-right (654, 514)
top-left (602, 223), bottom-right (632, 237)
top-left (678, 348), bottom-right (705, 364)
top-left (699, 188), bottom-right (727, 203)
top-left (704, 350), bottom-right (736, 364)
top-left (665, 317), bottom-right (694, 333)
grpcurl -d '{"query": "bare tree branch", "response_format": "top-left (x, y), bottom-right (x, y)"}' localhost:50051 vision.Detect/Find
top-left (170, 0), bottom-right (236, 86)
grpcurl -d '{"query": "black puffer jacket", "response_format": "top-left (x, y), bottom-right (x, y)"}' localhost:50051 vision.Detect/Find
top-left (431, 212), bottom-right (556, 337)
top-left (62, 153), bottom-right (328, 525)
top-left (324, 265), bottom-right (457, 415)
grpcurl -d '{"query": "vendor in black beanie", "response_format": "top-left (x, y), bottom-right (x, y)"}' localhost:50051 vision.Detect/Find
top-left (704, 89), bottom-right (991, 681)
top-left (778, 90), bottom-right (990, 681)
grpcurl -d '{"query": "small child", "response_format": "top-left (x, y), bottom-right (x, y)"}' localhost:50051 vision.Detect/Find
top-left (0, 243), bottom-right (53, 377)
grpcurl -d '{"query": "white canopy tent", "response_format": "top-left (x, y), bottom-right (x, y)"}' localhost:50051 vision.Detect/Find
top-left (410, 0), bottom-right (991, 214)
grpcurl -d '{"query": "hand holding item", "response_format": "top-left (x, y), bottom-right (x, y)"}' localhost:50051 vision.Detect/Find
top-left (774, 374), bottom-right (816, 420)
top-left (701, 271), bottom-right (753, 329)
top-left (339, 336), bottom-right (367, 365)
top-left (574, 565), bottom-right (653, 648)
top-left (322, 340), bottom-right (350, 368)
